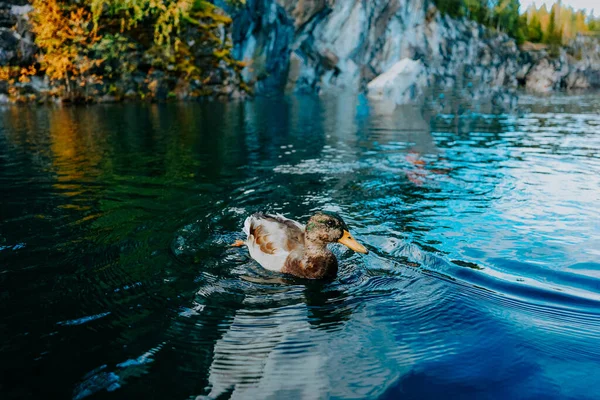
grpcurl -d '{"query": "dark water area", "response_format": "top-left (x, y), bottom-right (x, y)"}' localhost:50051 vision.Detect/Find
top-left (1, 94), bottom-right (599, 400)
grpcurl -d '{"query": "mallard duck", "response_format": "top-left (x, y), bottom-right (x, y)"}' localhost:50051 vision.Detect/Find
top-left (232, 212), bottom-right (368, 279)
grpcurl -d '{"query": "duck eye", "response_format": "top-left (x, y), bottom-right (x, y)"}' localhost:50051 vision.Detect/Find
top-left (326, 220), bottom-right (336, 227)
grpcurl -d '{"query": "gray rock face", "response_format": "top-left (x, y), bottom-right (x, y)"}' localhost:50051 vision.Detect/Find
top-left (230, 0), bottom-right (600, 101)
top-left (563, 36), bottom-right (600, 89)
top-left (231, 0), bottom-right (523, 98)
top-left (520, 37), bottom-right (600, 92)
top-left (0, 1), bottom-right (36, 66)
top-left (225, 0), bottom-right (295, 93)
top-left (1, 0), bottom-right (598, 103)
top-left (525, 57), bottom-right (566, 93)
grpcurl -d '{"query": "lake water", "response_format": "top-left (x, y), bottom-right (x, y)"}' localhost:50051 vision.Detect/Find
top-left (1, 94), bottom-right (599, 399)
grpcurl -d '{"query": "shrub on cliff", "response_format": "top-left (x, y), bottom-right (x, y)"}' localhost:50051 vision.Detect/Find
top-left (3, 0), bottom-right (246, 102)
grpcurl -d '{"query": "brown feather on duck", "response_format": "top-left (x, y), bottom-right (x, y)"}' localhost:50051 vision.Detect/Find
top-left (234, 212), bottom-right (368, 279)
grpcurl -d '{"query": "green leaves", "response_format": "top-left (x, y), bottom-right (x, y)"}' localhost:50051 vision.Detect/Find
top-left (433, 0), bottom-right (598, 45)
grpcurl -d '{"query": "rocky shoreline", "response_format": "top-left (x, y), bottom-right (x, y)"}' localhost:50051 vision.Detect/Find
top-left (229, 0), bottom-right (600, 103)
top-left (1, 0), bottom-right (599, 105)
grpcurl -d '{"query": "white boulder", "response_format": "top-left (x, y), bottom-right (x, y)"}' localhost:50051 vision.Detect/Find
top-left (366, 58), bottom-right (427, 107)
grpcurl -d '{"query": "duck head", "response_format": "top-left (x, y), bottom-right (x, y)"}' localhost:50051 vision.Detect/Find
top-left (305, 212), bottom-right (368, 254)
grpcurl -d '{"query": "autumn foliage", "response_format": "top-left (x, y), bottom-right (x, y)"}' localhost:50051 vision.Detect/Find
top-left (523, 3), bottom-right (600, 45)
top-left (31, 0), bottom-right (103, 97)
top-left (2, 0), bottom-right (245, 102)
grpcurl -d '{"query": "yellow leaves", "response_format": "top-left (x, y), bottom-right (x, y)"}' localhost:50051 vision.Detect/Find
top-left (31, 0), bottom-right (103, 95)
top-left (213, 48), bottom-right (229, 59)
top-left (193, 2), bottom-right (232, 25)
top-left (0, 65), bottom-right (36, 84)
top-left (0, 65), bottom-right (38, 101)
top-left (155, 0), bottom-right (194, 47)
top-left (22, 65), bottom-right (37, 76)
top-left (18, 66), bottom-right (37, 83)
top-left (525, 3), bottom-right (599, 44)
top-left (147, 79), bottom-right (158, 93)
top-left (89, 0), bottom-right (232, 49)
top-left (0, 66), bottom-right (12, 81)
top-left (10, 0), bottom-right (247, 100)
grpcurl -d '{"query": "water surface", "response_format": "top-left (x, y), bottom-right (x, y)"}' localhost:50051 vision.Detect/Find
top-left (1, 94), bottom-right (599, 399)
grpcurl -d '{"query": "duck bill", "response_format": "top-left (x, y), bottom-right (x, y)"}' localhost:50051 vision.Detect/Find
top-left (338, 230), bottom-right (369, 254)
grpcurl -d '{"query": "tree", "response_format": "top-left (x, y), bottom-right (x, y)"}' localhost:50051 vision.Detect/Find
top-left (432, 0), bottom-right (463, 19)
top-left (546, 3), bottom-right (562, 45)
top-left (463, 0), bottom-right (488, 25)
top-left (22, 0), bottom-right (246, 101)
top-left (527, 13), bottom-right (543, 42)
top-left (574, 11), bottom-right (587, 34)
top-left (434, 0), bottom-right (598, 46)
top-left (489, 0), bottom-right (521, 39)
top-left (31, 0), bottom-right (103, 97)
top-left (537, 4), bottom-right (550, 33)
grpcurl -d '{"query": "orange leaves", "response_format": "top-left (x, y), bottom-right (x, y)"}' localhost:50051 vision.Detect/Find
top-left (18, 66), bottom-right (37, 83)
top-left (524, 3), bottom-right (599, 44)
top-left (7, 0), bottom-right (248, 101)
top-left (0, 67), bottom-right (12, 82)
top-left (30, 0), bottom-right (103, 95)
top-left (0, 66), bottom-right (37, 84)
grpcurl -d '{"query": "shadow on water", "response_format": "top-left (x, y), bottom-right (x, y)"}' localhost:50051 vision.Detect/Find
top-left (1, 93), bottom-right (600, 399)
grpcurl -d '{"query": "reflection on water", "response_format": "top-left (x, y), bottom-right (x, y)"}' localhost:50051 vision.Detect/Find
top-left (1, 94), bottom-right (600, 400)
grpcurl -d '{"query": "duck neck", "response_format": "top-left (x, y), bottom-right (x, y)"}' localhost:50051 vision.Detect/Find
top-left (302, 238), bottom-right (337, 279)
top-left (304, 237), bottom-right (331, 257)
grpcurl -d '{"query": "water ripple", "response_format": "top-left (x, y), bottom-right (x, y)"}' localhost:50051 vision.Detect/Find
top-left (1, 95), bottom-right (600, 399)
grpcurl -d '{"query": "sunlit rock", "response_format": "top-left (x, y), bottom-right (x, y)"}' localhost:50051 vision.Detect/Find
top-left (229, 0), bottom-right (600, 98)
top-left (366, 59), bottom-right (426, 107)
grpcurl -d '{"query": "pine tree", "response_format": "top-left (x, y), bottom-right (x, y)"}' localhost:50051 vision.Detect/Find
top-left (546, 3), bottom-right (562, 45)
top-left (528, 13), bottom-right (543, 42)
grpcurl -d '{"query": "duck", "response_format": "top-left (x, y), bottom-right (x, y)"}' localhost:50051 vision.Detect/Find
top-left (231, 211), bottom-right (368, 279)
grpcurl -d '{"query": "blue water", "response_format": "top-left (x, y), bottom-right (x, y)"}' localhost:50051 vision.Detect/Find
top-left (1, 94), bottom-right (599, 399)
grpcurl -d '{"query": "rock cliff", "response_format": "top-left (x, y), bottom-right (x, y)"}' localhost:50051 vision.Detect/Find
top-left (1, 0), bottom-right (599, 104)
top-left (227, 0), bottom-right (600, 104)
top-left (0, 0), bottom-right (35, 67)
